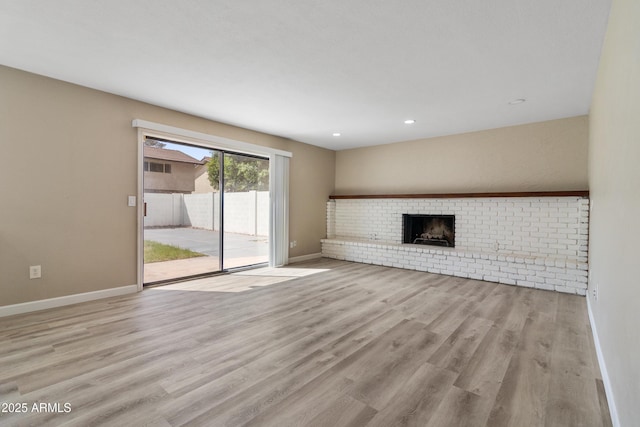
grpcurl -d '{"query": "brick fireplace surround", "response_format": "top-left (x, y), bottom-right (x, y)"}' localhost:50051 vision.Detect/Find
top-left (321, 192), bottom-right (589, 295)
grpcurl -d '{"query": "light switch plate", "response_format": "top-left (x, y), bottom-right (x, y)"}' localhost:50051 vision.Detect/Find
top-left (30, 265), bottom-right (42, 279)
top-left (128, 196), bottom-right (137, 207)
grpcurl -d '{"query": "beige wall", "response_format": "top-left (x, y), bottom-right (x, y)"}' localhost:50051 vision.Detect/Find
top-left (144, 160), bottom-right (196, 193)
top-left (588, 0), bottom-right (640, 425)
top-left (193, 164), bottom-right (216, 194)
top-left (0, 65), bottom-right (335, 306)
top-left (335, 116), bottom-right (588, 195)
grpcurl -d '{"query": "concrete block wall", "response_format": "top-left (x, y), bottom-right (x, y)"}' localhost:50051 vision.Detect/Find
top-left (322, 197), bottom-right (589, 295)
top-left (183, 192), bottom-right (215, 230)
top-left (223, 191), bottom-right (257, 235)
top-left (144, 193), bottom-right (184, 227)
top-left (144, 191), bottom-right (268, 236)
top-left (256, 191), bottom-right (269, 237)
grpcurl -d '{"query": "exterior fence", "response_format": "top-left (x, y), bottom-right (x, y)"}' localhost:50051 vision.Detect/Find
top-left (144, 191), bottom-right (269, 236)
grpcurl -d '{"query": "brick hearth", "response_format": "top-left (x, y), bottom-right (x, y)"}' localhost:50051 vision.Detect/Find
top-left (322, 196), bottom-right (589, 295)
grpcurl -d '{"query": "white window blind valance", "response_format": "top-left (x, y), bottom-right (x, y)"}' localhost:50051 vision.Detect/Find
top-left (132, 119), bottom-right (292, 158)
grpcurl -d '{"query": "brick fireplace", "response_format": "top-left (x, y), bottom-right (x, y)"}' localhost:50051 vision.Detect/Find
top-left (403, 214), bottom-right (455, 247)
top-left (322, 192), bottom-right (589, 295)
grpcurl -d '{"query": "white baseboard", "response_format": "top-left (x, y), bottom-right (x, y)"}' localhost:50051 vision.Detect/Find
top-left (288, 253), bottom-right (323, 264)
top-left (587, 297), bottom-right (620, 427)
top-left (0, 285), bottom-right (139, 318)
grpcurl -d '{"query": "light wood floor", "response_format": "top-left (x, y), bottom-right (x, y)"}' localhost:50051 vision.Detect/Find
top-left (0, 258), bottom-right (611, 426)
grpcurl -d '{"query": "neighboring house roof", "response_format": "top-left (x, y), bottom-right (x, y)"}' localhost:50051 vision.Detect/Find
top-left (144, 146), bottom-right (203, 164)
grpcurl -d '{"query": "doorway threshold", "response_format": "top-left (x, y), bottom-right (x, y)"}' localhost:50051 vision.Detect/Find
top-left (144, 262), bottom-right (269, 287)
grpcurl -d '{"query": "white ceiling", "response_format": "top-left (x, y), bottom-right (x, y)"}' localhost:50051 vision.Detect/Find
top-left (0, 0), bottom-right (611, 150)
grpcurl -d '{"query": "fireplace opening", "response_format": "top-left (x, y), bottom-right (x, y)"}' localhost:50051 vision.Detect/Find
top-left (403, 214), bottom-right (455, 247)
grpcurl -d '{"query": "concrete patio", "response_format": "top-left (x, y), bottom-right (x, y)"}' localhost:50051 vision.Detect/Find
top-left (144, 227), bottom-right (268, 283)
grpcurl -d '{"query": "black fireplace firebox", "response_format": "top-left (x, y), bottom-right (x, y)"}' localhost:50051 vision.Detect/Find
top-left (403, 214), bottom-right (455, 247)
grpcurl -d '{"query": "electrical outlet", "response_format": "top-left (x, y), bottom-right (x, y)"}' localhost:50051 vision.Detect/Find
top-left (592, 287), bottom-right (598, 300)
top-left (29, 265), bottom-right (42, 279)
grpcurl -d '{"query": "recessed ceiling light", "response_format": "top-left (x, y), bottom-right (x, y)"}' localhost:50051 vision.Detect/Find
top-left (508, 98), bottom-right (526, 105)
top-left (332, 132), bottom-right (341, 137)
top-left (404, 119), bottom-right (416, 124)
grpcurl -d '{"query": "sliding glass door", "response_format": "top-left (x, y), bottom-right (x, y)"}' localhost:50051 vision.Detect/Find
top-left (221, 152), bottom-right (269, 269)
top-left (142, 138), bottom-right (269, 284)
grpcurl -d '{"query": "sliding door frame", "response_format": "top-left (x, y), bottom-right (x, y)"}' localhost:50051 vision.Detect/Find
top-left (133, 120), bottom-right (292, 291)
